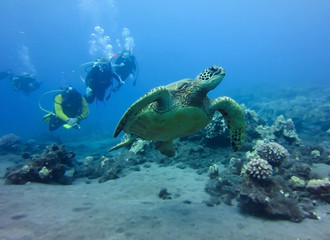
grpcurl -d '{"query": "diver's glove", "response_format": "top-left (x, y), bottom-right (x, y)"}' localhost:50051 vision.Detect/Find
top-left (67, 118), bottom-right (79, 126)
top-left (86, 87), bottom-right (93, 97)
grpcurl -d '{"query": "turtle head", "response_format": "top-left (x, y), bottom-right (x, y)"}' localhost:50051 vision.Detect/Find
top-left (195, 65), bottom-right (225, 91)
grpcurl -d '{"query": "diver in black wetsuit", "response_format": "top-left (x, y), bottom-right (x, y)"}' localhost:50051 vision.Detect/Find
top-left (84, 57), bottom-right (124, 104)
top-left (112, 50), bottom-right (138, 86)
top-left (1, 70), bottom-right (42, 95)
top-left (12, 73), bottom-right (42, 96)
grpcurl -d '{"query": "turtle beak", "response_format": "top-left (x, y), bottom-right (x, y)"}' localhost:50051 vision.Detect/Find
top-left (219, 67), bottom-right (225, 76)
top-left (209, 65), bottom-right (225, 76)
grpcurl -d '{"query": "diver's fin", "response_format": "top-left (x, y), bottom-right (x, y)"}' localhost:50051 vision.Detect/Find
top-left (63, 123), bottom-right (80, 130)
top-left (105, 91), bottom-right (112, 101)
top-left (63, 124), bottom-right (73, 129)
top-left (42, 113), bottom-right (54, 123)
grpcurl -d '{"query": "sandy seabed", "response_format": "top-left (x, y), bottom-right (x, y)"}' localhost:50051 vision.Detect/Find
top-left (0, 161), bottom-right (329, 240)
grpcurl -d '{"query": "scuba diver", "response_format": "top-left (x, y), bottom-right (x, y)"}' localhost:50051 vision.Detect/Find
top-left (42, 87), bottom-right (89, 131)
top-left (83, 57), bottom-right (124, 104)
top-left (12, 73), bottom-right (43, 96)
top-left (0, 71), bottom-right (42, 95)
top-left (112, 50), bottom-right (138, 86)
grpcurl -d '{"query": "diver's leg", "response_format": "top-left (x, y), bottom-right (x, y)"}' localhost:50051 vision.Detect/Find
top-left (97, 89), bottom-right (106, 102)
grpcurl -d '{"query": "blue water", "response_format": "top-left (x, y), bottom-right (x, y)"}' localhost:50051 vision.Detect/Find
top-left (0, 0), bottom-right (329, 139)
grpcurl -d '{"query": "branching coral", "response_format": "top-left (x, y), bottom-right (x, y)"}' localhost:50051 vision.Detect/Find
top-left (256, 142), bottom-right (289, 166)
top-left (245, 158), bottom-right (273, 180)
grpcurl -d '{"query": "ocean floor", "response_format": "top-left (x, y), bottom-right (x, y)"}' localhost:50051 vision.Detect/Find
top-left (0, 158), bottom-right (330, 240)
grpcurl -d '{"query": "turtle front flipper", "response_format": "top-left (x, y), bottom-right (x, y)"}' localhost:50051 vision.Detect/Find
top-left (155, 141), bottom-right (176, 157)
top-left (108, 136), bottom-right (137, 153)
top-left (114, 86), bottom-right (171, 138)
top-left (211, 97), bottom-right (246, 151)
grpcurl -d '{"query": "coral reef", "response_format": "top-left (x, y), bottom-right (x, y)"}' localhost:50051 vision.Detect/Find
top-left (273, 115), bottom-right (300, 143)
top-left (205, 169), bottom-right (242, 205)
top-left (240, 105), bottom-right (263, 150)
top-left (0, 133), bottom-right (20, 151)
top-left (306, 178), bottom-right (330, 202)
top-left (208, 163), bottom-right (220, 179)
top-left (4, 144), bottom-right (75, 185)
top-left (288, 163), bottom-right (311, 179)
top-left (255, 125), bottom-right (275, 140)
top-left (200, 112), bottom-right (231, 149)
top-left (311, 150), bottom-right (321, 158)
top-left (238, 175), bottom-right (304, 222)
top-left (227, 157), bottom-right (243, 175)
top-left (245, 87), bottom-right (330, 133)
top-left (306, 178), bottom-right (330, 194)
top-left (203, 112), bottom-right (228, 139)
top-left (255, 141), bottom-right (289, 166)
top-left (288, 176), bottom-right (306, 189)
top-left (256, 115), bottom-right (300, 144)
top-left (74, 151), bottom-right (146, 183)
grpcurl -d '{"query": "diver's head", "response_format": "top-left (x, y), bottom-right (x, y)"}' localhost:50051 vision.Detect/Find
top-left (64, 86), bottom-right (80, 97)
top-left (62, 86), bottom-right (82, 104)
top-left (118, 50), bottom-right (131, 59)
top-left (66, 86), bottom-right (74, 92)
top-left (122, 51), bottom-right (130, 58)
top-left (95, 57), bottom-right (110, 72)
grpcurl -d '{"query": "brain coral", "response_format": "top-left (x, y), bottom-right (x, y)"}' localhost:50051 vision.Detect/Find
top-left (245, 158), bottom-right (273, 180)
top-left (256, 142), bottom-right (289, 166)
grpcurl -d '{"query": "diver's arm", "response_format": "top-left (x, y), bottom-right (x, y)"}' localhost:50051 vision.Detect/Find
top-left (85, 66), bottom-right (98, 88)
top-left (112, 72), bottom-right (124, 92)
top-left (54, 94), bottom-right (70, 122)
top-left (85, 72), bottom-right (92, 88)
top-left (111, 62), bottom-right (123, 68)
top-left (79, 97), bottom-right (89, 120)
top-left (113, 72), bottom-right (124, 85)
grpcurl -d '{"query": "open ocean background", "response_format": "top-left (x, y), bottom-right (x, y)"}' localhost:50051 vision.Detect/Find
top-left (0, 0), bottom-right (329, 140)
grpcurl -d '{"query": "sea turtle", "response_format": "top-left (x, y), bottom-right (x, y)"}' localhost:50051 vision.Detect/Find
top-left (108, 65), bottom-right (246, 157)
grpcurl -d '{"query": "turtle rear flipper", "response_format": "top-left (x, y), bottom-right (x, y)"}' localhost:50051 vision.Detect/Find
top-left (155, 141), bottom-right (175, 157)
top-left (114, 86), bottom-right (171, 137)
top-left (108, 136), bottom-right (137, 153)
top-left (211, 97), bottom-right (246, 151)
